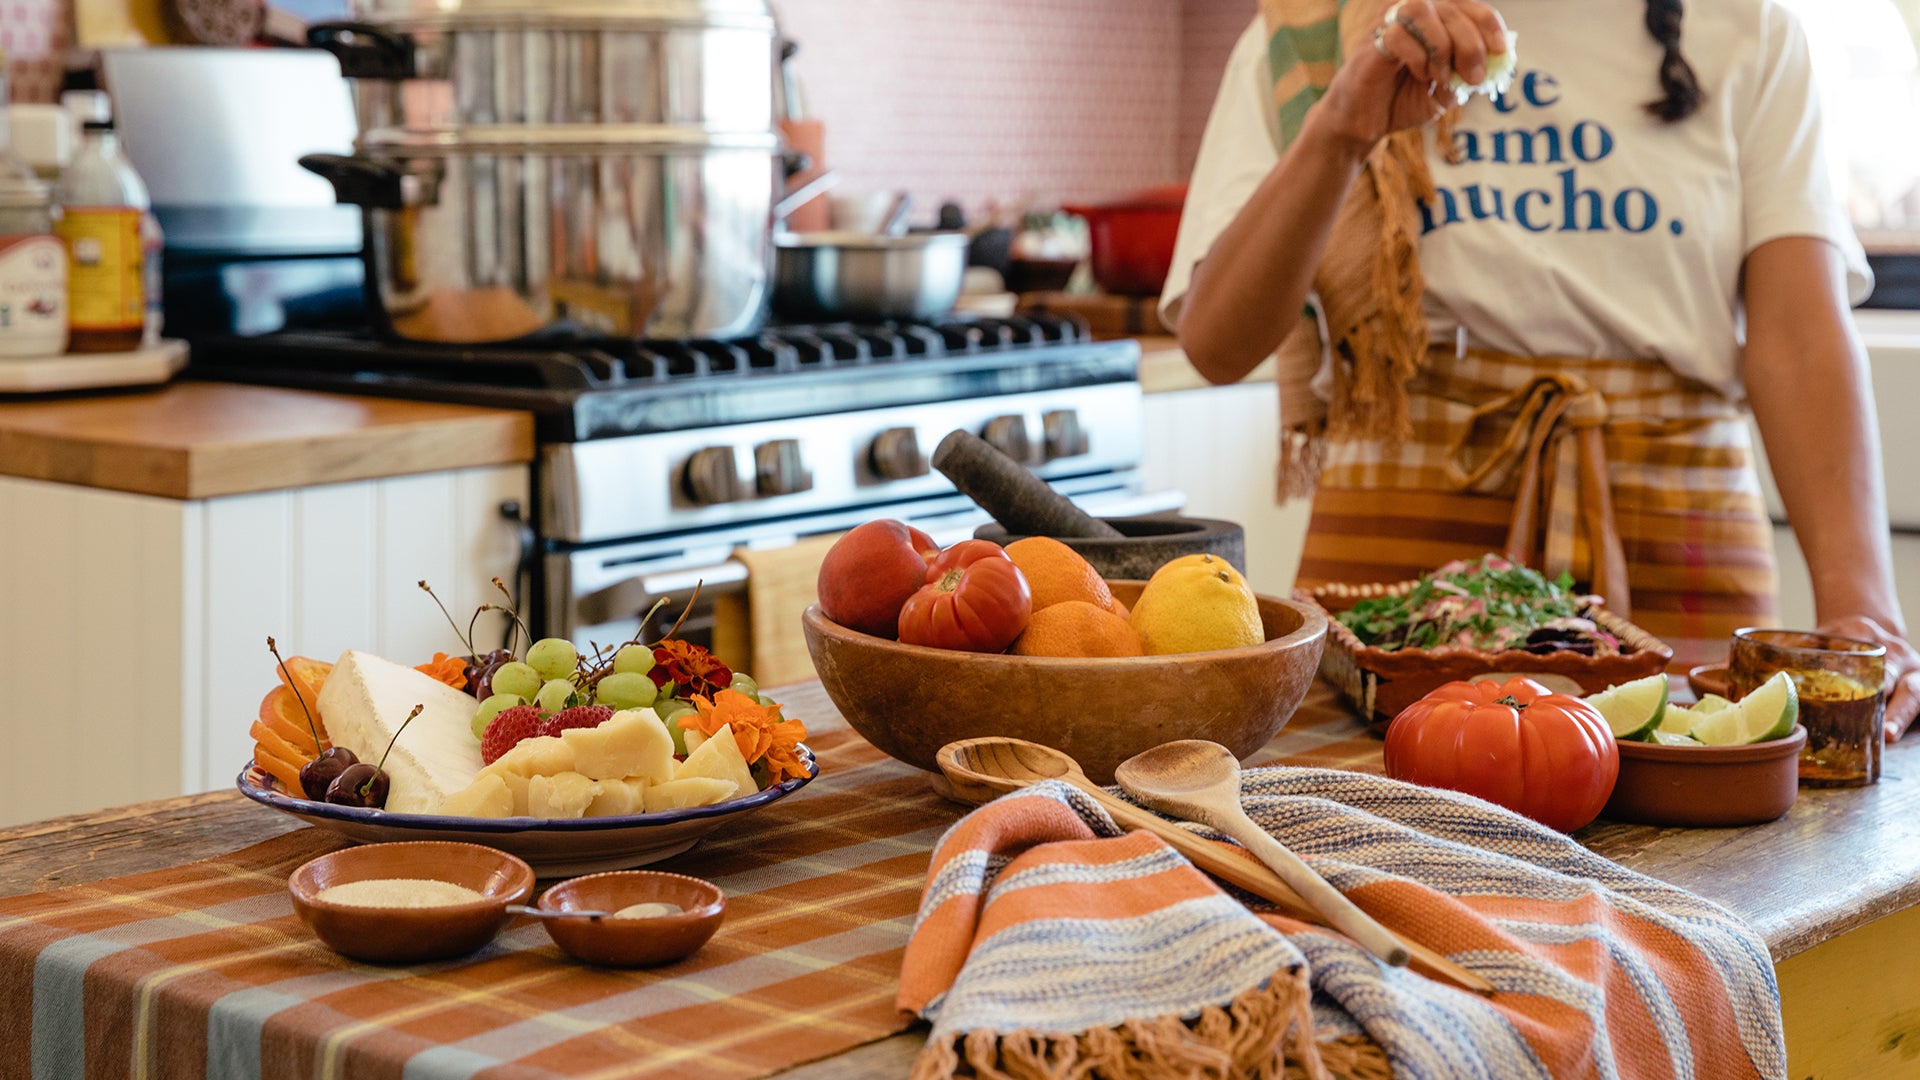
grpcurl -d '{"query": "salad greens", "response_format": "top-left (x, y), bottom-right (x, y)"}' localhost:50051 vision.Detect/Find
top-left (1335, 554), bottom-right (1623, 656)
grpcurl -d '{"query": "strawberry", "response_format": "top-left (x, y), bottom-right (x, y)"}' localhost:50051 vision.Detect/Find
top-left (480, 704), bottom-right (545, 765)
top-left (543, 704), bottom-right (613, 738)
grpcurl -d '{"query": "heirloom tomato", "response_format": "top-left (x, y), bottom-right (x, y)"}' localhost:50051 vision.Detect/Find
top-left (897, 540), bottom-right (1033, 653)
top-left (1383, 676), bottom-right (1619, 832)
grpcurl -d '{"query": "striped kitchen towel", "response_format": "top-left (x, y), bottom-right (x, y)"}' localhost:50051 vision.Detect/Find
top-left (900, 774), bottom-right (1786, 1080)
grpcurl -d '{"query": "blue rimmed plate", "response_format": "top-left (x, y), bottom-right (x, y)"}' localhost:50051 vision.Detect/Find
top-left (237, 746), bottom-right (817, 876)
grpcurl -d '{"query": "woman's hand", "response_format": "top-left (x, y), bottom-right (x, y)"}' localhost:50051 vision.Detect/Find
top-left (1816, 615), bottom-right (1920, 742)
top-left (1312, 0), bottom-right (1508, 148)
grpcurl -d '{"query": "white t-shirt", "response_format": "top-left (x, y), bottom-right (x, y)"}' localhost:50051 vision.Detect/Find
top-left (1161, 1), bottom-right (1871, 397)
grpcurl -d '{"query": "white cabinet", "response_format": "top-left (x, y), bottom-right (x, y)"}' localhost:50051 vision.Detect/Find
top-left (1141, 381), bottom-right (1312, 597)
top-left (0, 466), bottom-right (528, 828)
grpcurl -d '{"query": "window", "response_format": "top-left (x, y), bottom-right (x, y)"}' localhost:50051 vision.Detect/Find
top-left (1780, 0), bottom-right (1920, 305)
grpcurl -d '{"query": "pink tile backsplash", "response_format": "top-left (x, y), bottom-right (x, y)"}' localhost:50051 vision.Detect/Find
top-left (775, 0), bottom-right (1186, 221)
top-left (4, 0), bottom-right (65, 103)
top-left (1181, 0), bottom-right (1257, 173)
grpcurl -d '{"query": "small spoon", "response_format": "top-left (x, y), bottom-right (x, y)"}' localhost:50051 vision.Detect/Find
top-left (936, 737), bottom-right (1491, 996)
top-left (1115, 740), bottom-right (1409, 969)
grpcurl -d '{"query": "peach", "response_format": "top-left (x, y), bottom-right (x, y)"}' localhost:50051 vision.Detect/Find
top-left (815, 519), bottom-right (940, 638)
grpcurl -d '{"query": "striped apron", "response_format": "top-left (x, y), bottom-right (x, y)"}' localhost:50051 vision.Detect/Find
top-left (1295, 348), bottom-right (1779, 671)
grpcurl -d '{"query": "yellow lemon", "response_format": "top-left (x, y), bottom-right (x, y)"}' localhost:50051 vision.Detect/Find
top-left (1128, 554), bottom-right (1264, 655)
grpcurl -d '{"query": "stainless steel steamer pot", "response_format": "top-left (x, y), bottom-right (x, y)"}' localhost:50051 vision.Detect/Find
top-left (305, 0), bottom-right (782, 343)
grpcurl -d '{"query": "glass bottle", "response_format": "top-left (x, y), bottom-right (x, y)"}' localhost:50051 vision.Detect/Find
top-left (0, 52), bottom-right (66, 357)
top-left (55, 93), bottom-right (151, 353)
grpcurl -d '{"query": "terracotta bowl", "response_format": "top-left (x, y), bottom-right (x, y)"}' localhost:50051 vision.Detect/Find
top-left (1688, 664), bottom-right (1732, 702)
top-left (288, 841), bottom-right (534, 964)
top-left (802, 580), bottom-right (1327, 784)
top-left (536, 871), bottom-right (726, 967)
top-left (1601, 726), bottom-right (1807, 828)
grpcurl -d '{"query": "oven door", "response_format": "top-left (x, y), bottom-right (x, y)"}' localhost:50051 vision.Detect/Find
top-left (544, 474), bottom-right (1182, 685)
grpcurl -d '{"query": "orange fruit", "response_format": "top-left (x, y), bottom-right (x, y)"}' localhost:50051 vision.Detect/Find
top-left (1010, 601), bottom-right (1144, 658)
top-left (1004, 537), bottom-right (1113, 612)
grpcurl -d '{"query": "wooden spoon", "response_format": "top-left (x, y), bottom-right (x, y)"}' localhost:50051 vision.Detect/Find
top-left (1115, 740), bottom-right (1408, 968)
top-left (935, 737), bottom-right (1492, 995)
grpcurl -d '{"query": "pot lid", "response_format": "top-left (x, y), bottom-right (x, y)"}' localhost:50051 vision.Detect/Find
top-left (350, 0), bottom-right (774, 26)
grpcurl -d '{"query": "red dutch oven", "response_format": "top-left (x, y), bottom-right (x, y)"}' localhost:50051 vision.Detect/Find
top-left (1064, 184), bottom-right (1188, 297)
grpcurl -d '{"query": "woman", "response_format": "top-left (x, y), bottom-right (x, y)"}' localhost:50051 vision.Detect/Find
top-left (1162, 0), bottom-right (1920, 738)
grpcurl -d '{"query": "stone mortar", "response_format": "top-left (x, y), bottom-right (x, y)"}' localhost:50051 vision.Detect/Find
top-left (973, 515), bottom-right (1247, 582)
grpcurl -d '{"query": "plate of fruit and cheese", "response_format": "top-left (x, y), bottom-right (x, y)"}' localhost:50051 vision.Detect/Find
top-left (239, 600), bottom-right (817, 876)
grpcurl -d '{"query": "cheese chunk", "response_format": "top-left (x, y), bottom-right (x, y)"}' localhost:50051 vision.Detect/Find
top-left (585, 777), bottom-right (650, 817)
top-left (561, 709), bottom-right (675, 782)
top-left (526, 772), bottom-right (597, 819)
top-left (675, 724), bottom-right (756, 796)
top-left (315, 650), bottom-right (484, 814)
top-left (644, 777), bottom-right (737, 813)
top-left (438, 773), bottom-right (513, 818)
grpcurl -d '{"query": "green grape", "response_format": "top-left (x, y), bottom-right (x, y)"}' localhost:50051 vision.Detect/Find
top-left (526, 638), bottom-right (580, 681)
top-left (535, 678), bottom-right (576, 713)
top-left (756, 693), bottom-right (778, 709)
top-left (727, 673), bottom-right (759, 699)
top-left (663, 713), bottom-right (690, 757)
top-left (470, 693), bottom-right (521, 741)
top-left (491, 661), bottom-right (542, 701)
top-left (613, 644), bottom-right (656, 677)
top-left (595, 672), bottom-right (657, 710)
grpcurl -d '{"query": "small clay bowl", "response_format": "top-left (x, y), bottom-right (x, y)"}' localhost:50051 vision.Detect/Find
top-left (1602, 725), bottom-right (1807, 828)
top-left (288, 841), bottom-right (534, 964)
top-left (1688, 664), bottom-right (1732, 702)
top-left (536, 871), bottom-right (726, 967)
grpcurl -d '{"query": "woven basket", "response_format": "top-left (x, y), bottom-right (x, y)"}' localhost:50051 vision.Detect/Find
top-left (1298, 579), bottom-right (1673, 732)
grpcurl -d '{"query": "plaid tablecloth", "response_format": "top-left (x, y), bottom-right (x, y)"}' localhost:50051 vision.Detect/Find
top-left (0, 688), bottom-right (1380, 1080)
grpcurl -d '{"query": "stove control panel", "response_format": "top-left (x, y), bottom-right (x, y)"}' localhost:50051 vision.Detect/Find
top-left (755, 439), bottom-right (814, 497)
top-left (1042, 409), bottom-right (1089, 461)
top-left (869, 427), bottom-right (928, 480)
top-left (981, 414), bottom-right (1033, 463)
top-left (682, 446), bottom-right (744, 505)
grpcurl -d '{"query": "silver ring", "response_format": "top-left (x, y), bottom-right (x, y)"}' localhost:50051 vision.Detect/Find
top-left (1371, 25), bottom-right (1391, 57)
top-left (1382, 1), bottom-right (1405, 25)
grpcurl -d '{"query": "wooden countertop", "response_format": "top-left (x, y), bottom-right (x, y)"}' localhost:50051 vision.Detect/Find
top-left (4, 679), bottom-right (1915, 1078)
top-left (1135, 334), bottom-right (1278, 394)
top-left (0, 382), bottom-right (535, 499)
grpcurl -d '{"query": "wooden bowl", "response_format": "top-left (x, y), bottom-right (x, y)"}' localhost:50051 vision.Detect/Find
top-left (536, 871), bottom-right (726, 967)
top-left (802, 580), bottom-right (1327, 784)
top-left (1602, 726), bottom-right (1807, 827)
top-left (288, 841), bottom-right (534, 964)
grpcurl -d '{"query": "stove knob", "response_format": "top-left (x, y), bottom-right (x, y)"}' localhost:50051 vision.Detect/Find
top-left (981, 414), bottom-right (1033, 463)
top-left (1042, 409), bottom-right (1090, 461)
top-left (869, 427), bottom-right (927, 480)
top-left (682, 446), bottom-right (743, 505)
top-left (755, 438), bottom-right (814, 497)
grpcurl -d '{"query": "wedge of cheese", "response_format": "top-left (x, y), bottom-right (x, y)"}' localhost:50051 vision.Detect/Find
top-left (315, 650), bottom-right (484, 814)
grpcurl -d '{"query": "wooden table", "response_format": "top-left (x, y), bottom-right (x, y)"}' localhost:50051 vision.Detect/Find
top-left (3, 680), bottom-right (1916, 1077)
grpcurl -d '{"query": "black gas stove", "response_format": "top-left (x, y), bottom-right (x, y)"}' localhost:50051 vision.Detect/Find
top-left (190, 313), bottom-right (1139, 442)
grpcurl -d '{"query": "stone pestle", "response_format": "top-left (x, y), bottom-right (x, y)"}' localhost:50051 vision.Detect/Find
top-left (931, 430), bottom-right (1124, 540)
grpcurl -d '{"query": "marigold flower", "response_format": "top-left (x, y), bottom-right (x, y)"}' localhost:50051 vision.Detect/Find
top-left (415, 652), bottom-right (468, 691)
top-left (690, 689), bottom-right (810, 784)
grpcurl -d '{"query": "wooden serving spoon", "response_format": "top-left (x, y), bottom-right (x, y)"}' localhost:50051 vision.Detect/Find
top-left (1115, 740), bottom-right (1408, 968)
top-left (935, 737), bottom-right (1493, 996)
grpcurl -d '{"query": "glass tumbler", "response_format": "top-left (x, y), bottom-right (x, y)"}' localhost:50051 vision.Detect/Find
top-left (1729, 629), bottom-right (1887, 788)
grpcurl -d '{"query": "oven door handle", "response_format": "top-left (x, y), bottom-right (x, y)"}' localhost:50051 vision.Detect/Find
top-left (572, 560), bottom-right (749, 629)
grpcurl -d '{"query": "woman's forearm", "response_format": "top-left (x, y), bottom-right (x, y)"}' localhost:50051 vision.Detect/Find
top-left (1741, 238), bottom-right (1904, 632)
top-left (1177, 110), bottom-right (1374, 385)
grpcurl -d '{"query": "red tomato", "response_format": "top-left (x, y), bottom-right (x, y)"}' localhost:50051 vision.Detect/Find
top-left (897, 540), bottom-right (1033, 653)
top-left (1383, 677), bottom-right (1619, 832)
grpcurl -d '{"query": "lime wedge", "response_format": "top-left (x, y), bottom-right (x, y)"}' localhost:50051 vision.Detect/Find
top-left (1690, 671), bottom-right (1799, 746)
top-left (1658, 703), bottom-right (1696, 734)
top-left (1693, 694), bottom-right (1733, 715)
top-left (1585, 674), bottom-right (1669, 740)
top-left (1651, 731), bottom-right (1704, 746)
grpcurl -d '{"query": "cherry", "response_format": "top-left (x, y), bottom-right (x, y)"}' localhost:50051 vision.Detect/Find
top-left (322, 703), bottom-right (421, 810)
top-left (325, 763), bottom-right (388, 808)
top-left (299, 747), bottom-right (359, 800)
top-left (464, 648), bottom-right (515, 700)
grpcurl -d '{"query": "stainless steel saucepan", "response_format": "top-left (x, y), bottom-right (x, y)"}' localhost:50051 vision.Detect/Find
top-left (772, 231), bottom-right (968, 321)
